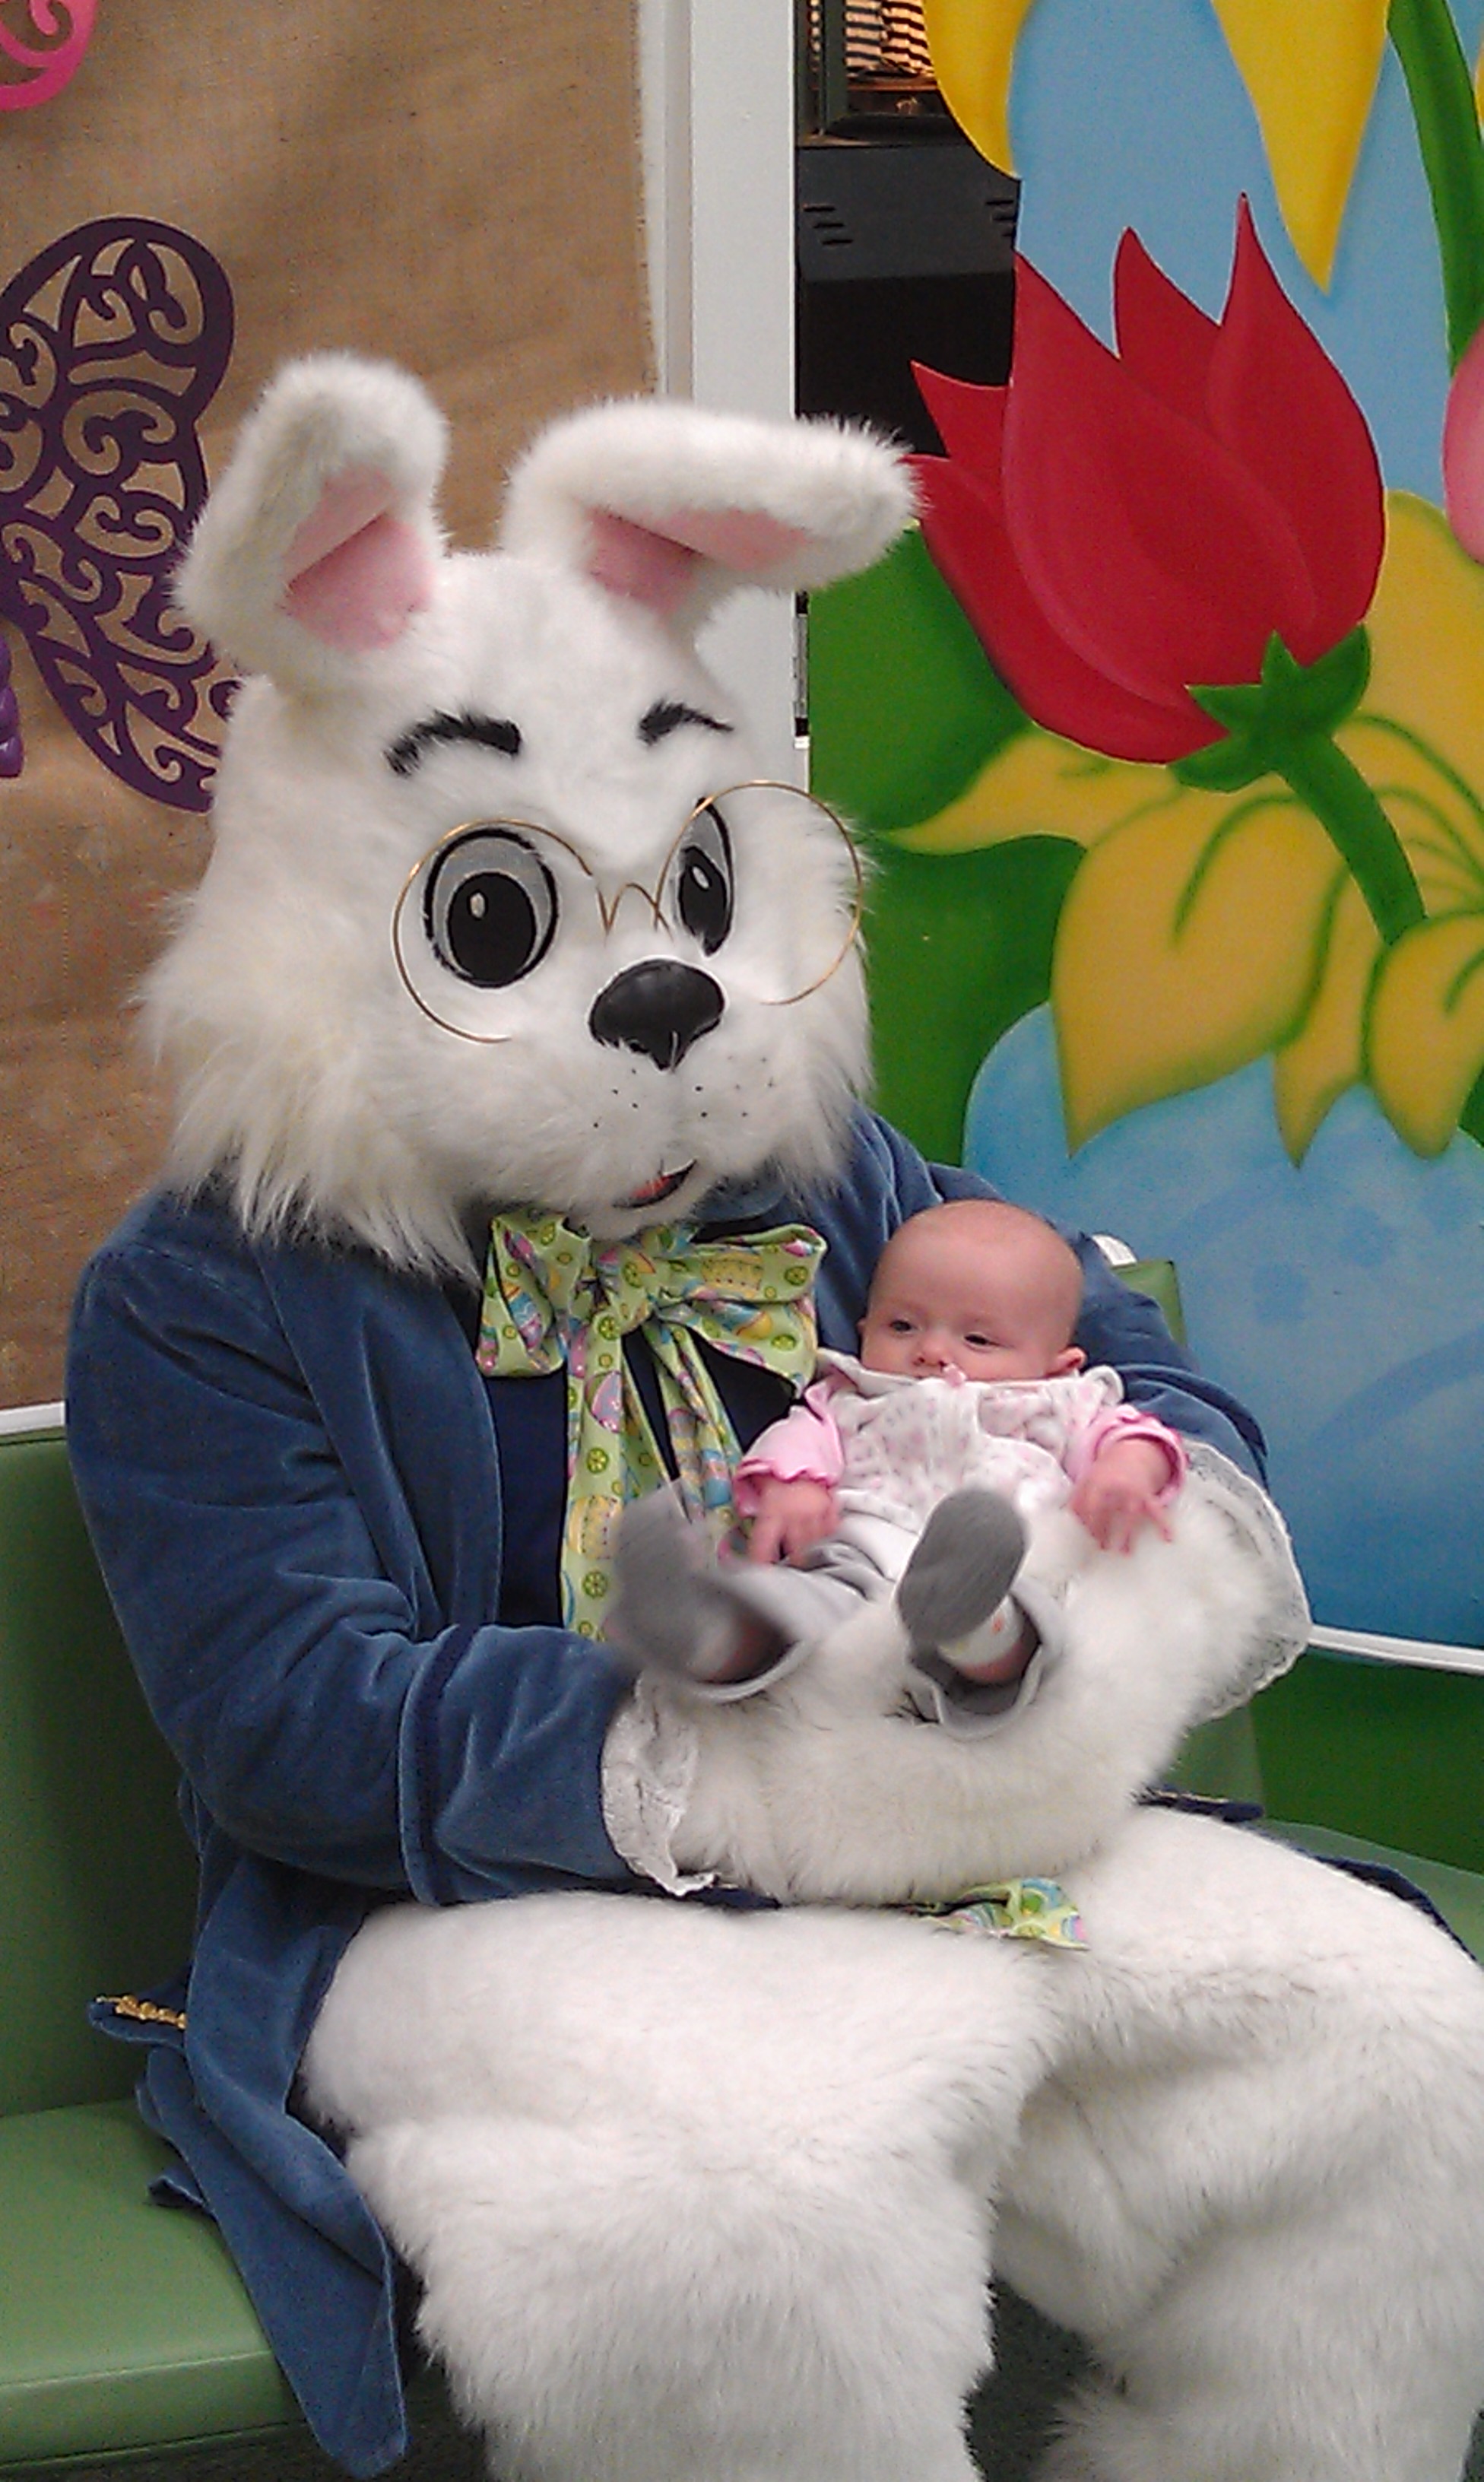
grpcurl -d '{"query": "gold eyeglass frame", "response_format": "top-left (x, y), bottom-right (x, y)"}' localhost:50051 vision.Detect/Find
top-left (390, 779), bottom-right (866, 1045)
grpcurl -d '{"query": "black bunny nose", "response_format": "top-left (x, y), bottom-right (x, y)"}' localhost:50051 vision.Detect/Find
top-left (588, 960), bottom-right (725, 1071)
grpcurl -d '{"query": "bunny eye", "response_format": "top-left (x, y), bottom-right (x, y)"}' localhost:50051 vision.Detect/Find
top-left (670, 801), bottom-right (734, 955)
top-left (423, 827), bottom-right (558, 988)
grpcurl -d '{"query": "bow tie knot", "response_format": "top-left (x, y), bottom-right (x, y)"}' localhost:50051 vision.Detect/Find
top-left (479, 1214), bottom-right (825, 1636)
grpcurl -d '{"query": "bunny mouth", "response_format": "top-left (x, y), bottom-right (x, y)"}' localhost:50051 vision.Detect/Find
top-left (619, 1163), bottom-right (696, 1213)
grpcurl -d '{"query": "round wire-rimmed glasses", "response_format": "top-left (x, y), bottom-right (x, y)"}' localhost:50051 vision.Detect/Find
top-left (390, 779), bottom-right (865, 1044)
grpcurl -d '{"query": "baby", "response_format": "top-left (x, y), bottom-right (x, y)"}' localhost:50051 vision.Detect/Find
top-left (610, 1198), bottom-right (1185, 1732)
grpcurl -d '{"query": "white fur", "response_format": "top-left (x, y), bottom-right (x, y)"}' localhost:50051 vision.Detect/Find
top-left (151, 361), bottom-right (902, 1267)
top-left (306, 1898), bottom-right (1058, 2482)
top-left (177, 354), bottom-right (449, 692)
top-left (303, 1488), bottom-right (1484, 2482)
top-left (1000, 1811), bottom-right (1484, 2482)
top-left (176, 363), bottom-right (1484, 2481)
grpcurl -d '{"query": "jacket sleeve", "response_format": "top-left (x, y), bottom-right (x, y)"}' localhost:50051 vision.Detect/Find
top-left (1069, 1239), bottom-right (1267, 1481)
top-left (66, 1219), bottom-right (636, 1908)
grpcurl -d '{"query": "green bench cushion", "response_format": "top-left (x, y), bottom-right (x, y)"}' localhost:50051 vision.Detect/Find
top-left (0, 2100), bottom-right (296, 2471)
top-left (0, 1433), bottom-right (197, 2121)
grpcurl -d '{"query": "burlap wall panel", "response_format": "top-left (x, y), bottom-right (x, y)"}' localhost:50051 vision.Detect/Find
top-left (0, 0), bottom-right (650, 1404)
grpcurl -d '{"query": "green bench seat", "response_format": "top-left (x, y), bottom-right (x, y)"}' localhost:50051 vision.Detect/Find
top-left (0, 1422), bottom-right (296, 2473)
top-left (0, 2102), bottom-right (296, 2468)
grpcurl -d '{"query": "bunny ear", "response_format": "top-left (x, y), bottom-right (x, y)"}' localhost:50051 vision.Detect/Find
top-left (176, 354), bottom-right (449, 690)
top-left (499, 398), bottom-right (917, 627)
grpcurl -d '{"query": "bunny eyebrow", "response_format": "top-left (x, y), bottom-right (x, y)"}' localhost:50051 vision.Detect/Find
top-left (639, 700), bottom-right (732, 747)
top-left (385, 712), bottom-right (524, 776)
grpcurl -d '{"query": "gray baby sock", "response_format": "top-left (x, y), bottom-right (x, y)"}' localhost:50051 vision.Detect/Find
top-left (897, 1488), bottom-right (1028, 1653)
top-left (607, 1487), bottom-right (735, 1677)
top-left (898, 1489), bottom-right (1062, 1735)
top-left (607, 1489), bottom-right (805, 1699)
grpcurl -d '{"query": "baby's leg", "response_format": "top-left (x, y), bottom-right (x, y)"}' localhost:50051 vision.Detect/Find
top-left (897, 1490), bottom-right (1064, 1735)
top-left (607, 1487), bottom-right (860, 1696)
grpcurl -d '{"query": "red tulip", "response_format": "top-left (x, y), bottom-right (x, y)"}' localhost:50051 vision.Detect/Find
top-left (912, 201), bottom-right (1385, 765)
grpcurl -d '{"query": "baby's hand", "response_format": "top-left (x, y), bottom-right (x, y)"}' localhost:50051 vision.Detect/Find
top-left (746, 1477), bottom-right (839, 1566)
top-left (1069, 1438), bottom-right (1175, 1554)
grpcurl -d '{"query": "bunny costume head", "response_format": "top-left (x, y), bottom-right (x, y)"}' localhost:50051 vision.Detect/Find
top-left (151, 357), bottom-right (910, 1267)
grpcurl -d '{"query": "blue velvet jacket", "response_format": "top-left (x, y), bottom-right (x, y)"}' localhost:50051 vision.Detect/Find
top-left (66, 1110), bottom-right (1264, 2475)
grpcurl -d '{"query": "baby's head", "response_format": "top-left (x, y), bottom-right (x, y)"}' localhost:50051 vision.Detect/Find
top-left (858, 1198), bottom-right (1086, 1384)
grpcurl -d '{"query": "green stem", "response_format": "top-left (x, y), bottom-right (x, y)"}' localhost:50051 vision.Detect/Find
top-left (1276, 728), bottom-right (1426, 946)
top-left (1389, 0), bottom-right (1484, 368)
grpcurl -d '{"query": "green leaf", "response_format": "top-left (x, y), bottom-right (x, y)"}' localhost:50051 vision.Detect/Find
top-left (1170, 728), bottom-right (1271, 794)
top-left (1389, 0), bottom-right (1484, 367)
top-left (808, 528), bottom-right (1028, 835)
top-left (1266, 627), bottom-right (1371, 729)
top-left (863, 834), bottom-right (1082, 1162)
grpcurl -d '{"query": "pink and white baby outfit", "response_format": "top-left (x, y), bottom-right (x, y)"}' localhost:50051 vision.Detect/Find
top-left (735, 1350), bottom-right (1184, 1592)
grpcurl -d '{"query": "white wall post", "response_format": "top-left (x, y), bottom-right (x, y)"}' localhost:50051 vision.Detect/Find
top-left (640, 0), bottom-right (802, 779)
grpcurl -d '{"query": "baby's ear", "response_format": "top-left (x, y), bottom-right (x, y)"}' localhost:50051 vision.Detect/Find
top-left (1051, 1345), bottom-right (1087, 1376)
top-left (176, 354), bottom-right (449, 690)
top-left (498, 398), bottom-right (916, 630)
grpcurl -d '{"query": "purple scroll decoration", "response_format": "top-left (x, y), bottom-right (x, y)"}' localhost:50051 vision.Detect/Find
top-left (0, 0), bottom-right (97, 110)
top-left (0, 217), bottom-right (235, 809)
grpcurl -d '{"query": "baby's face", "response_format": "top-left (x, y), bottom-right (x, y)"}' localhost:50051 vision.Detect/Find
top-left (858, 1215), bottom-right (1083, 1384)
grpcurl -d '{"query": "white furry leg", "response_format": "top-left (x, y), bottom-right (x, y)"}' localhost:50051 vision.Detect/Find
top-left (997, 1808), bottom-right (1484, 2482)
top-left (1032, 2204), bottom-right (1482, 2482)
top-left (303, 1895), bottom-right (1070, 2482)
top-left (350, 2112), bottom-right (988, 2482)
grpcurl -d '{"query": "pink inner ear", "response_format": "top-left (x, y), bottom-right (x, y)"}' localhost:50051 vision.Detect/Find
top-left (281, 468), bottom-right (433, 652)
top-left (585, 504), bottom-right (814, 614)
top-left (586, 509), bottom-right (702, 614)
top-left (661, 507), bottom-right (813, 570)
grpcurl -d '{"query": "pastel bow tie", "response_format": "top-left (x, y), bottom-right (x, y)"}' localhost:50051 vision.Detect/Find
top-left (478, 1214), bottom-right (825, 1637)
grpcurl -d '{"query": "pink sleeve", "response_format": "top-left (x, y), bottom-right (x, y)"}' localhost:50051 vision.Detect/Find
top-left (1065, 1404), bottom-right (1187, 1503)
top-left (734, 1379), bottom-right (845, 1515)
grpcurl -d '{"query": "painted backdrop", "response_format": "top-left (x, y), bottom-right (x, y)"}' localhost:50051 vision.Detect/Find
top-left (811, 0), bottom-right (1484, 1645)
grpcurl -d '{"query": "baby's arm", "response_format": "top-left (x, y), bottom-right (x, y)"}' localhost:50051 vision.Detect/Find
top-left (734, 1383), bottom-right (843, 1565)
top-left (1067, 1407), bottom-right (1187, 1553)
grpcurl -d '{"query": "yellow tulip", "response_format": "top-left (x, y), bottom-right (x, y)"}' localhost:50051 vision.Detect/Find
top-left (1368, 912), bottom-right (1484, 1152)
top-left (1051, 792), bottom-right (1339, 1148)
